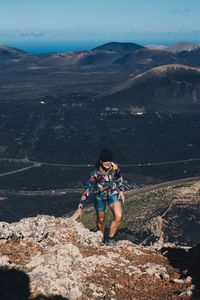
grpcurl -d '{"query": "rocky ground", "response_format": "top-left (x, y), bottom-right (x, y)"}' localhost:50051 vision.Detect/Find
top-left (0, 215), bottom-right (197, 300)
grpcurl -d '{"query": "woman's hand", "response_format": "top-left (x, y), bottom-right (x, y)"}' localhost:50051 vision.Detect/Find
top-left (71, 208), bottom-right (84, 220)
top-left (118, 191), bottom-right (125, 204)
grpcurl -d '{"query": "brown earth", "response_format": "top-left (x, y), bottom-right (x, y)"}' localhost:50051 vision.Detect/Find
top-left (0, 215), bottom-right (195, 299)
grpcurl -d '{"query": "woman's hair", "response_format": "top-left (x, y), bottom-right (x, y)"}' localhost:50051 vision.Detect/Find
top-left (95, 149), bottom-right (113, 169)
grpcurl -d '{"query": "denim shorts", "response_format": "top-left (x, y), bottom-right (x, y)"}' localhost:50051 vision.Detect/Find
top-left (93, 193), bottom-right (119, 212)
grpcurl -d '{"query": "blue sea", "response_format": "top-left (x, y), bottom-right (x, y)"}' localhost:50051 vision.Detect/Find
top-left (0, 39), bottom-right (175, 54)
top-left (1, 31), bottom-right (200, 54)
top-left (2, 37), bottom-right (199, 55)
top-left (1, 40), bottom-right (109, 54)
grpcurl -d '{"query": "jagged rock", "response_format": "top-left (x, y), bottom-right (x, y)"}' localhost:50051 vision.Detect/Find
top-left (0, 215), bottom-right (196, 299)
top-left (0, 215), bottom-right (103, 246)
top-left (0, 255), bottom-right (12, 266)
top-left (141, 262), bottom-right (168, 279)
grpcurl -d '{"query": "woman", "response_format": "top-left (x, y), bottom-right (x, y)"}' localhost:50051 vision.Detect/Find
top-left (72, 149), bottom-right (125, 245)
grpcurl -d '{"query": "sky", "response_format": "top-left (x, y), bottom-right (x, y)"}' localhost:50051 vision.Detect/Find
top-left (0, 0), bottom-right (200, 49)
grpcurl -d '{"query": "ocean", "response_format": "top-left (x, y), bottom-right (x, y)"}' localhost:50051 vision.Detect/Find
top-left (1, 39), bottom-right (174, 54)
top-left (1, 40), bottom-right (108, 54)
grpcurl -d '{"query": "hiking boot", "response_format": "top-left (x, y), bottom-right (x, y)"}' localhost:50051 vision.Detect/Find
top-left (105, 237), bottom-right (117, 246)
top-left (102, 235), bottom-right (107, 244)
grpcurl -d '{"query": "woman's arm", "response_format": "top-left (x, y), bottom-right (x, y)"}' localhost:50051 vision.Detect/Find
top-left (72, 170), bottom-right (97, 220)
top-left (115, 166), bottom-right (125, 203)
top-left (78, 170), bottom-right (97, 208)
top-left (115, 166), bottom-right (125, 191)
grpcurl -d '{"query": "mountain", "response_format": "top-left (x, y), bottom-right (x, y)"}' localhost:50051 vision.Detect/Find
top-left (35, 51), bottom-right (90, 67)
top-left (178, 47), bottom-right (200, 67)
top-left (35, 50), bottom-right (121, 68)
top-left (96, 64), bottom-right (200, 112)
top-left (113, 48), bottom-right (180, 70)
top-left (37, 42), bottom-right (145, 68)
top-left (0, 44), bottom-right (27, 59)
top-left (166, 42), bottom-right (200, 53)
top-left (1, 41), bottom-right (200, 70)
top-left (92, 41), bottom-right (144, 54)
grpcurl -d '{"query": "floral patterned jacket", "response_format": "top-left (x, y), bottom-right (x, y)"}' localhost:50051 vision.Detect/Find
top-left (78, 163), bottom-right (125, 208)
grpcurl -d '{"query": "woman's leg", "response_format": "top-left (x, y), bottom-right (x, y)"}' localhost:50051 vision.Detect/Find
top-left (96, 210), bottom-right (106, 234)
top-left (108, 201), bottom-right (123, 238)
top-left (93, 196), bottom-right (106, 234)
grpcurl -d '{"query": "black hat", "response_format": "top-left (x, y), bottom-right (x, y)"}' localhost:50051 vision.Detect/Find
top-left (99, 149), bottom-right (113, 162)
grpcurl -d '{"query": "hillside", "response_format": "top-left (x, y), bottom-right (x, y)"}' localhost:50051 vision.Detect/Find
top-left (92, 41), bottom-right (144, 53)
top-left (113, 48), bottom-right (180, 68)
top-left (96, 64), bottom-right (200, 112)
top-left (35, 42), bottom-right (145, 68)
top-left (166, 42), bottom-right (200, 53)
top-left (1, 41), bottom-right (200, 73)
top-left (1, 41), bottom-right (200, 70)
top-left (178, 48), bottom-right (200, 67)
top-left (0, 44), bottom-right (27, 59)
top-left (82, 179), bottom-right (200, 246)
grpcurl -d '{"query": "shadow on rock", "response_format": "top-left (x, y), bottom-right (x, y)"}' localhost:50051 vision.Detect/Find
top-left (161, 244), bottom-right (200, 299)
top-left (34, 296), bottom-right (69, 300)
top-left (0, 267), bottom-right (68, 300)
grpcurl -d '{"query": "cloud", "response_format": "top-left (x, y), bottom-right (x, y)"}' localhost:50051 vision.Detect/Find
top-left (171, 8), bottom-right (191, 14)
top-left (19, 31), bottom-right (45, 37)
